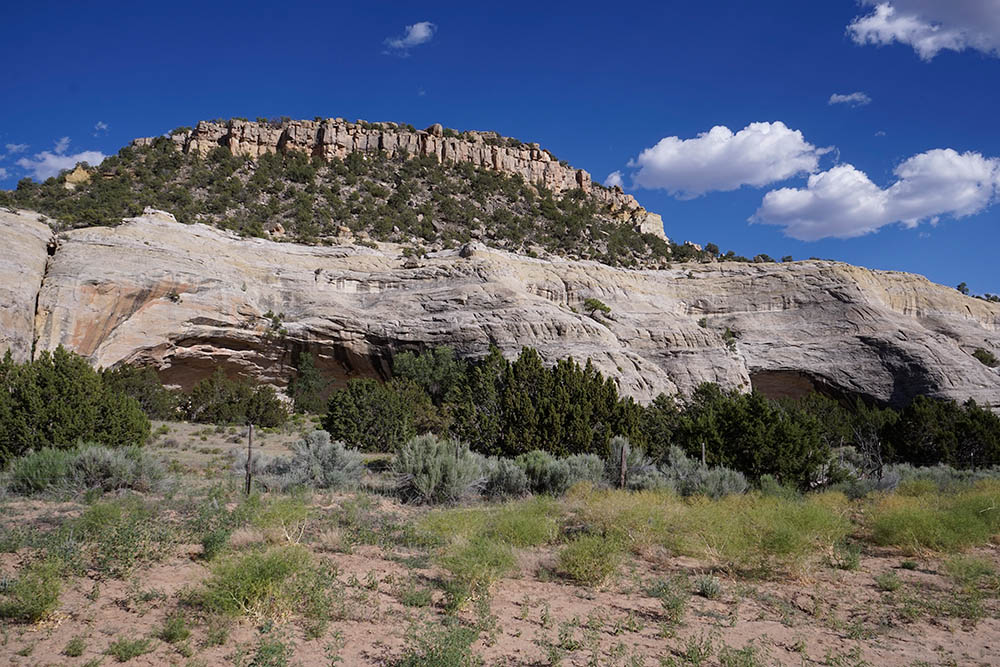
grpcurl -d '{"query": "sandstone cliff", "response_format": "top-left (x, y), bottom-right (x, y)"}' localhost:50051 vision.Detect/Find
top-left (3, 208), bottom-right (998, 409)
top-left (134, 118), bottom-right (665, 238)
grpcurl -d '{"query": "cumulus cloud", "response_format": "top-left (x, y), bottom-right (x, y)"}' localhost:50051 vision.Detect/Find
top-left (93, 121), bottom-right (109, 136)
top-left (5, 143), bottom-right (28, 154)
top-left (17, 143), bottom-right (107, 181)
top-left (604, 170), bottom-right (625, 188)
top-left (829, 92), bottom-right (872, 107)
top-left (625, 121), bottom-right (830, 198)
top-left (384, 21), bottom-right (436, 55)
top-left (753, 148), bottom-right (1000, 240)
top-left (849, 1), bottom-right (1000, 60)
top-left (0, 168), bottom-right (8, 180)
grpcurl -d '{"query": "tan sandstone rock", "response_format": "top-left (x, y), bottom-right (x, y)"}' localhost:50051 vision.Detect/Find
top-left (0, 210), bottom-right (51, 361)
top-left (2, 208), bottom-right (997, 409)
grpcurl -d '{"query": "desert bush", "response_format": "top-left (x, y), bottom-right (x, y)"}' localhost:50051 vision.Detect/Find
top-left (487, 497), bottom-right (559, 547)
top-left (514, 450), bottom-right (603, 495)
top-left (5, 444), bottom-right (165, 495)
top-left (482, 456), bottom-right (529, 499)
top-left (515, 450), bottom-right (570, 495)
top-left (0, 558), bottom-right (61, 622)
top-left (557, 533), bottom-right (624, 585)
top-left (660, 446), bottom-right (748, 498)
top-left (646, 575), bottom-right (690, 624)
top-left (394, 434), bottom-right (484, 504)
top-left (605, 436), bottom-right (666, 490)
top-left (257, 430), bottom-right (363, 492)
top-left (694, 574), bottom-right (722, 599)
top-left (157, 613), bottom-right (191, 643)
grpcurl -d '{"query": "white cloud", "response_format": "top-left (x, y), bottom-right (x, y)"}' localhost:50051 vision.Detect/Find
top-left (5, 143), bottom-right (28, 154)
top-left (0, 168), bottom-right (9, 180)
top-left (625, 121), bottom-right (829, 198)
top-left (17, 148), bottom-right (107, 181)
top-left (604, 170), bottom-right (625, 188)
top-left (93, 121), bottom-right (109, 136)
top-left (829, 92), bottom-right (872, 107)
top-left (53, 136), bottom-right (71, 154)
top-left (753, 148), bottom-right (1000, 240)
top-left (384, 21), bottom-right (436, 55)
top-left (848, 1), bottom-right (1000, 60)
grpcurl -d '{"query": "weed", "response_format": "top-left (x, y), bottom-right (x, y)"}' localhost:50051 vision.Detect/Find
top-left (63, 635), bottom-right (87, 657)
top-left (234, 626), bottom-right (293, 667)
top-left (0, 558), bottom-right (61, 622)
top-left (695, 575), bottom-right (722, 599)
top-left (201, 528), bottom-right (230, 560)
top-left (106, 636), bottom-right (153, 662)
top-left (439, 536), bottom-right (515, 609)
top-left (874, 571), bottom-right (902, 592)
top-left (398, 582), bottom-right (433, 608)
top-left (157, 613), bottom-right (191, 643)
top-left (646, 575), bottom-right (690, 625)
top-left (395, 620), bottom-right (482, 666)
top-left (718, 640), bottom-right (768, 667)
top-left (557, 534), bottom-right (624, 585)
top-left (830, 540), bottom-right (861, 571)
top-left (900, 559), bottom-right (918, 570)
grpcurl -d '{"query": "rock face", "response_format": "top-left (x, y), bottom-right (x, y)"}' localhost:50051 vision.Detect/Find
top-left (3, 208), bottom-right (999, 409)
top-left (0, 210), bottom-right (51, 362)
top-left (135, 118), bottom-right (665, 238)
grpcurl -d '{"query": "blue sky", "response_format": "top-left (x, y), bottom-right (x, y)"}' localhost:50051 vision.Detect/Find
top-left (3, 1), bottom-right (999, 294)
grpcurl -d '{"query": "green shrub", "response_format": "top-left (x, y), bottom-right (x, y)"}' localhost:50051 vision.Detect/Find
top-left (395, 621), bottom-right (481, 667)
top-left (6, 444), bottom-right (165, 495)
top-left (195, 545), bottom-right (335, 622)
top-left (106, 637), bottom-right (153, 662)
top-left (201, 528), bottom-right (230, 560)
top-left (972, 348), bottom-right (998, 368)
top-left (258, 430), bottom-right (364, 491)
top-left (0, 559), bottom-right (61, 622)
top-left (482, 457), bottom-right (529, 499)
top-left (605, 436), bottom-right (665, 490)
top-left (394, 434), bottom-right (484, 504)
top-left (516, 449), bottom-right (605, 496)
top-left (487, 497), bottom-right (559, 547)
top-left (0, 347), bottom-right (150, 464)
top-left (660, 446), bottom-right (748, 498)
top-left (646, 575), bottom-right (690, 624)
top-left (62, 636), bottom-right (86, 657)
top-left (557, 534), bottom-right (624, 585)
top-left (874, 571), bottom-right (901, 592)
top-left (323, 378), bottom-right (416, 452)
top-left (157, 613), bottom-right (191, 643)
top-left (695, 574), bottom-right (722, 599)
top-left (184, 368), bottom-right (287, 426)
top-left (287, 352), bottom-right (329, 414)
top-left (101, 364), bottom-right (179, 419)
top-left (439, 536), bottom-right (515, 607)
top-left (72, 497), bottom-right (175, 577)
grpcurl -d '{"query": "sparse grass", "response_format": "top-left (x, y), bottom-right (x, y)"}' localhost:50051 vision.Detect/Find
top-left (868, 481), bottom-right (1000, 553)
top-left (106, 636), bottom-right (153, 662)
top-left (557, 533), bottom-right (624, 585)
top-left (646, 575), bottom-right (690, 625)
top-left (71, 496), bottom-right (175, 577)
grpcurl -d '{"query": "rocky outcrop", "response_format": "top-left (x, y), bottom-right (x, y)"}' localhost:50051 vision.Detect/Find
top-left (3, 209), bottom-right (999, 408)
top-left (134, 118), bottom-right (665, 238)
top-left (0, 210), bottom-right (52, 362)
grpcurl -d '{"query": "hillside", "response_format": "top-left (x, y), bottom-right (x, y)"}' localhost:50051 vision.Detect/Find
top-left (0, 117), bottom-right (719, 269)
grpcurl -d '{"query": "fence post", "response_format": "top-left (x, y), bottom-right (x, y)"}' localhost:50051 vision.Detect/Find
top-left (619, 442), bottom-right (627, 489)
top-left (245, 423), bottom-right (254, 495)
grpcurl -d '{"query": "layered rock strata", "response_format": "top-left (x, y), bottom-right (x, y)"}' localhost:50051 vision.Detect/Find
top-left (3, 208), bottom-right (998, 409)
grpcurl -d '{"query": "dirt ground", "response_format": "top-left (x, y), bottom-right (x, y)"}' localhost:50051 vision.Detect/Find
top-left (1, 422), bottom-right (998, 666)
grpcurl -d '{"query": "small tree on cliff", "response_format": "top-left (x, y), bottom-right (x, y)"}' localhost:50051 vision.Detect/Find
top-left (583, 298), bottom-right (611, 318)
